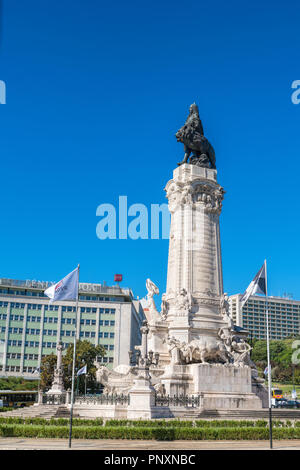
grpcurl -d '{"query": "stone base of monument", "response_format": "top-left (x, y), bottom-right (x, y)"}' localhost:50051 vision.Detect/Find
top-left (127, 376), bottom-right (171, 419)
top-left (46, 383), bottom-right (65, 395)
top-left (252, 382), bottom-right (269, 408)
top-left (72, 404), bottom-right (128, 419)
top-left (161, 363), bottom-right (263, 410)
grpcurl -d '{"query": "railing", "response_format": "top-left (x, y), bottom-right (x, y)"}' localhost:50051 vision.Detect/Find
top-left (155, 394), bottom-right (201, 408)
top-left (75, 394), bottom-right (130, 405)
top-left (42, 393), bottom-right (67, 405)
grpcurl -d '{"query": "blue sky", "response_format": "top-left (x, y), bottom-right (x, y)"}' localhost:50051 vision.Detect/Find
top-left (0, 0), bottom-right (300, 300)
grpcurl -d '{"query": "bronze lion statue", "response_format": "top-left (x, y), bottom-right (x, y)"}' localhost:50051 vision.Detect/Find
top-left (176, 103), bottom-right (216, 169)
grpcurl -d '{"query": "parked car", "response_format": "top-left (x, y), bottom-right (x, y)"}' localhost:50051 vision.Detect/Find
top-left (273, 398), bottom-right (288, 408)
top-left (274, 399), bottom-right (300, 409)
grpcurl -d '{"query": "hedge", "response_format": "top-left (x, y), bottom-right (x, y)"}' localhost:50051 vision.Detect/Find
top-left (0, 417), bottom-right (298, 429)
top-left (105, 419), bottom-right (194, 428)
top-left (105, 419), bottom-right (295, 428)
top-left (0, 417), bottom-right (103, 426)
top-left (1, 425), bottom-right (300, 440)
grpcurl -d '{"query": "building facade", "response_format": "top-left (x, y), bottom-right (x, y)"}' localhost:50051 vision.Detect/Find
top-left (0, 278), bottom-right (144, 377)
top-left (229, 294), bottom-right (300, 340)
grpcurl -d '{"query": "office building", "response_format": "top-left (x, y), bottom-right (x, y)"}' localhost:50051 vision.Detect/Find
top-left (0, 277), bottom-right (144, 377)
top-left (228, 294), bottom-right (300, 340)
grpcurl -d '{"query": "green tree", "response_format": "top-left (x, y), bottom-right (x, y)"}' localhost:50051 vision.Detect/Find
top-left (40, 354), bottom-right (57, 391)
top-left (251, 337), bottom-right (300, 384)
top-left (40, 341), bottom-right (106, 393)
top-left (0, 377), bottom-right (38, 391)
top-left (63, 340), bottom-right (106, 393)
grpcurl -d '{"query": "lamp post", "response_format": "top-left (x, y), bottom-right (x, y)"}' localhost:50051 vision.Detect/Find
top-left (129, 320), bottom-right (159, 377)
top-left (127, 321), bottom-right (160, 420)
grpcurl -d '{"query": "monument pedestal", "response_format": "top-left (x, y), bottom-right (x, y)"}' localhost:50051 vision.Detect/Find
top-left (46, 342), bottom-right (65, 395)
top-left (127, 375), bottom-right (157, 419)
top-left (46, 371), bottom-right (65, 395)
top-left (161, 363), bottom-right (262, 410)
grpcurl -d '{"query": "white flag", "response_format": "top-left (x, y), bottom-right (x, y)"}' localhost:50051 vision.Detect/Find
top-left (44, 267), bottom-right (79, 303)
top-left (240, 263), bottom-right (266, 308)
top-left (77, 365), bottom-right (87, 376)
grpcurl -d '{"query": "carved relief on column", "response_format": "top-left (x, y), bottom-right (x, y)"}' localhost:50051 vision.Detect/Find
top-left (190, 181), bottom-right (225, 214)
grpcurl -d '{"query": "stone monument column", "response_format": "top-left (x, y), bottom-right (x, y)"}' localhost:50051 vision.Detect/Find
top-left (164, 163), bottom-right (225, 343)
top-left (46, 341), bottom-right (65, 395)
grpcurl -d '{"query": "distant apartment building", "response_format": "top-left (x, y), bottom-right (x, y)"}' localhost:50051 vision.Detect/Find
top-left (0, 277), bottom-right (144, 377)
top-left (228, 294), bottom-right (300, 340)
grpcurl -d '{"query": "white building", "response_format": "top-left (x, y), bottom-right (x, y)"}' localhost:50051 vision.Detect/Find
top-left (229, 294), bottom-right (300, 340)
top-left (0, 277), bottom-right (144, 377)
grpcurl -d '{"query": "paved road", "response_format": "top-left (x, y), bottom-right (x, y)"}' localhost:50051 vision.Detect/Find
top-left (0, 438), bottom-right (300, 450)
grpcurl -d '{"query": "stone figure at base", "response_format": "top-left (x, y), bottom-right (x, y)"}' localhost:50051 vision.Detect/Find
top-left (220, 293), bottom-right (235, 330)
top-left (175, 288), bottom-right (193, 316)
top-left (144, 278), bottom-right (161, 324)
top-left (164, 336), bottom-right (183, 365)
top-left (95, 363), bottom-right (138, 394)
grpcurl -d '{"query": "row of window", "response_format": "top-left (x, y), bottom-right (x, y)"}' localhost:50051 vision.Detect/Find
top-left (1, 358), bottom-right (114, 372)
top-left (6, 342), bottom-right (115, 356)
top-left (0, 305), bottom-right (117, 315)
top-left (6, 340), bottom-right (64, 348)
top-left (80, 319), bottom-right (115, 326)
top-left (97, 356), bottom-right (114, 363)
top-left (60, 330), bottom-right (75, 337)
top-left (0, 315), bottom-right (116, 326)
top-left (80, 331), bottom-right (115, 338)
top-left (0, 327), bottom-right (115, 340)
top-left (7, 353), bottom-right (39, 360)
top-left (79, 296), bottom-right (116, 302)
top-left (62, 318), bottom-right (75, 324)
top-left (0, 302), bottom-right (118, 313)
top-left (7, 340), bottom-right (22, 346)
top-left (1, 365), bottom-right (39, 372)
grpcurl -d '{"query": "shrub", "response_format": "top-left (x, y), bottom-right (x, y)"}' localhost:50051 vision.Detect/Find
top-left (0, 416), bottom-right (103, 427)
top-left (105, 419), bottom-right (193, 428)
top-left (1, 424), bottom-right (300, 440)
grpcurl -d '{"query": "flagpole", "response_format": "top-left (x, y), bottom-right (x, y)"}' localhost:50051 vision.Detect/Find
top-left (265, 259), bottom-right (273, 449)
top-left (68, 264), bottom-right (80, 449)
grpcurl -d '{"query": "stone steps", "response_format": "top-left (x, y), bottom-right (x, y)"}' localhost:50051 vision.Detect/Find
top-left (54, 406), bottom-right (79, 418)
top-left (183, 409), bottom-right (300, 420)
top-left (1, 405), bottom-right (80, 419)
top-left (1, 405), bottom-right (61, 418)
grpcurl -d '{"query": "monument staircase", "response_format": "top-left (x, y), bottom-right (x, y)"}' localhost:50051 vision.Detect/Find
top-left (183, 408), bottom-right (300, 420)
top-left (1, 405), bottom-right (80, 419)
top-left (2, 405), bottom-right (300, 421)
